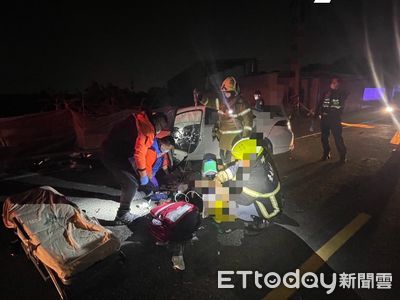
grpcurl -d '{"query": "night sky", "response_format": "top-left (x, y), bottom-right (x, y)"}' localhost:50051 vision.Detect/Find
top-left (0, 0), bottom-right (397, 93)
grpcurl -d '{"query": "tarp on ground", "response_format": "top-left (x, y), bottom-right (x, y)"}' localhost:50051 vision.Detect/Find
top-left (0, 109), bottom-right (75, 162)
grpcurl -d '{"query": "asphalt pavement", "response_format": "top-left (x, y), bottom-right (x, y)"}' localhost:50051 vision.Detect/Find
top-left (0, 108), bottom-right (399, 300)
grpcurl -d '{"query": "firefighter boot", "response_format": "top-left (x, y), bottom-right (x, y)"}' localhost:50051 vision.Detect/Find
top-left (244, 216), bottom-right (270, 236)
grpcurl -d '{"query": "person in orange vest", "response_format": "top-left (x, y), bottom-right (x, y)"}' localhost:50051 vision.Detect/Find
top-left (101, 111), bottom-right (169, 224)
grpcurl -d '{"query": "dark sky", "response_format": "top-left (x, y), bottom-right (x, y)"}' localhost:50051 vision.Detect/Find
top-left (0, 0), bottom-right (397, 93)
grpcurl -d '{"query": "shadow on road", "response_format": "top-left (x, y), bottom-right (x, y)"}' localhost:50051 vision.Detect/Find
top-left (282, 160), bottom-right (321, 177)
top-left (283, 162), bottom-right (341, 191)
top-left (358, 151), bottom-right (400, 217)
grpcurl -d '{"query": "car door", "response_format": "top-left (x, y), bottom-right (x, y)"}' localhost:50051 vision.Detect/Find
top-left (196, 107), bottom-right (220, 159)
top-left (253, 106), bottom-right (294, 154)
top-left (172, 109), bottom-right (203, 162)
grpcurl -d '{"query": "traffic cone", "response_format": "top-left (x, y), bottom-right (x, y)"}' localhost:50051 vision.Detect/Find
top-left (390, 131), bottom-right (400, 145)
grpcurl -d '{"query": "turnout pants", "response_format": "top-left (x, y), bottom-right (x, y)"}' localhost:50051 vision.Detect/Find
top-left (320, 117), bottom-right (347, 158)
top-left (231, 191), bottom-right (282, 221)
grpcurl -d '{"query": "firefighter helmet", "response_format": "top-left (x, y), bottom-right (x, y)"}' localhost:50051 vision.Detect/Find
top-left (221, 76), bottom-right (240, 95)
top-left (231, 138), bottom-right (263, 160)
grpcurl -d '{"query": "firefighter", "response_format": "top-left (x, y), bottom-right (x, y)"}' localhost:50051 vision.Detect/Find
top-left (199, 76), bottom-right (254, 166)
top-left (101, 111), bottom-right (169, 224)
top-left (214, 135), bottom-right (284, 230)
top-left (315, 77), bottom-right (348, 162)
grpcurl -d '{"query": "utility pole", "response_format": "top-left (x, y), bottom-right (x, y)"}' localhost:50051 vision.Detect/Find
top-left (289, 0), bottom-right (307, 116)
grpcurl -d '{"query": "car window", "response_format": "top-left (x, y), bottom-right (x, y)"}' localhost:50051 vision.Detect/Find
top-left (173, 110), bottom-right (202, 153)
top-left (174, 110), bottom-right (202, 127)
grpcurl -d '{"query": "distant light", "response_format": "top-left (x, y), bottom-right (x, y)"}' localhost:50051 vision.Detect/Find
top-left (363, 88), bottom-right (386, 101)
top-left (385, 106), bottom-right (394, 113)
top-left (228, 109), bottom-right (233, 114)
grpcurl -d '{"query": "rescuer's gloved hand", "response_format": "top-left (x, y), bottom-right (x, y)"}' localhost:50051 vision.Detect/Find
top-left (139, 175), bottom-right (158, 194)
top-left (215, 166), bottom-right (236, 183)
top-left (139, 181), bottom-right (158, 195)
top-left (215, 170), bottom-right (229, 183)
top-left (140, 175), bottom-right (149, 186)
top-left (150, 176), bottom-right (159, 188)
top-left (215, 162), bottom-right (239, 183)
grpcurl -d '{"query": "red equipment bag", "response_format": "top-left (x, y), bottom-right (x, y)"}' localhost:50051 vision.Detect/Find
top-left (148, 201), bottom-right (200, 243)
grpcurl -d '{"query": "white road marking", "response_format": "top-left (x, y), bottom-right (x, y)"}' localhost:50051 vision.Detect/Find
top-left (2, 174), bottom-right (121, 196)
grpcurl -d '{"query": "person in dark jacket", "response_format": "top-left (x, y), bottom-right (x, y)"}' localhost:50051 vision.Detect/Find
top-left (315, 77), bottom-right (348, 162)
top-left (101, 111), bottom-right (169, 224)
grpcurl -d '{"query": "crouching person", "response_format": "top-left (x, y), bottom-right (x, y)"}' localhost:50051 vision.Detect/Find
top-left (214, 136), bottom-right (284, 232)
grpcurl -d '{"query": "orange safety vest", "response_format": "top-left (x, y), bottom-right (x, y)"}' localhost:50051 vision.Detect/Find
top-left (134, 112), bottom-right (155, 173)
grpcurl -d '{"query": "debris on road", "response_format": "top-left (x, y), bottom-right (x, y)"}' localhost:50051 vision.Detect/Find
top-left (217, 229), bottom-right (245, 247)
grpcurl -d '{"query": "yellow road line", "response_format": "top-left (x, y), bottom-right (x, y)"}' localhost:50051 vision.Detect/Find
top-left (263, 213), bottom-right (371, 300)
top-left (341, 122), bottom-right (375, 129)
top-left (295, 122), bottom-right (376, 140)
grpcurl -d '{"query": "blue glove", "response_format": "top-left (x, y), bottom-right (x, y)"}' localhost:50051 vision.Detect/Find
top-left (140, 175), bottom-right (149, 185)
top-left (150, 176), bottom-right (159, 188)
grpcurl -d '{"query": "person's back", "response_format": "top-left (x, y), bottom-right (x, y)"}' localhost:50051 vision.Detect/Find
top-left (244, 147), bottom-right (280, 195)
top-left (102, 114), bottom-right (138, 160)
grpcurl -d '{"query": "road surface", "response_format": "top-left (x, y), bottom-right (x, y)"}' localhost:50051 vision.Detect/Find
top-left (0, 108), bottom-right (399, 300)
